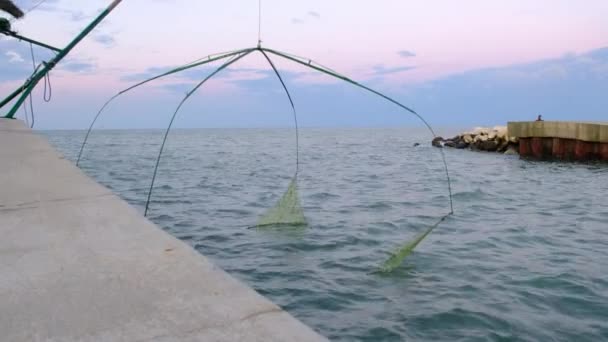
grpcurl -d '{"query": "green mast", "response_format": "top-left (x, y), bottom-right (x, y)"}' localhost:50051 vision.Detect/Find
top-left (1, 0), bottom-right (123, 118)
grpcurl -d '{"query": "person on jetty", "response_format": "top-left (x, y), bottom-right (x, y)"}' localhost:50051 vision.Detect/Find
top-left (0, 0), bottom-right (23, 18)
top-left (536, 115), bottom-right (543, 121)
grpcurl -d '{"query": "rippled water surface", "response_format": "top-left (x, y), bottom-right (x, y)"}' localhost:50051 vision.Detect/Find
top-left (45, 128), bottom-right (608, 341)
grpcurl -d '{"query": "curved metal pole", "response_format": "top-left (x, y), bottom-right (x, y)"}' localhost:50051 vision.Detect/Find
top-left (257, 48), bottom-right (300, 175)
top-left (121, 49), bottom-right (249, 94)
top-left (76, 94), bottom-right (118, 166)
top-left (262, 47), bottom-right (454, 214)
top-left (76, 48), bottom-right (251, 166)
top-left (144, 49), bottom-right (255, 216)
top-left (267, 49), bottom-right (342, 76)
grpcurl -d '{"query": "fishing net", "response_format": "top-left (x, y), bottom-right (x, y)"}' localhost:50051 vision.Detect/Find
top-left (256, 176), bottom-right (307, 228)
top-left (253, 49), bottom-right (306, 229)
top-left (77, 46), bottom-right (453, 273)
top-left (378, 215), bottom-right (448, 273)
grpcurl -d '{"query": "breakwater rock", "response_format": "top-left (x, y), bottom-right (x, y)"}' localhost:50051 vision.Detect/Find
top-left (432, 126), bottom-right (519, 154)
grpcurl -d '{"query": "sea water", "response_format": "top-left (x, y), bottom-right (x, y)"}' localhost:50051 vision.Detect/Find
top-left (46, 128), bottom-right (608, 341)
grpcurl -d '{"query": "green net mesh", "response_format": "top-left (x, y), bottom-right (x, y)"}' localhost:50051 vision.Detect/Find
top-left (256, 176), bottom-right (307, 228)
top-left (377, 215), bottom-right (448, 273)
top-left (378, 228), bottom-right (432, 273)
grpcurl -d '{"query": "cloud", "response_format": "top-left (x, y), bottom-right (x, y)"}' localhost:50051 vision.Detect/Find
top-left (161, 82), bottom-right (195, 94)
top-left (292, 11), bottom-right (320, 25)
top-left (92, 34), bottom-right (116, 47)
top-left (393, 46), bottom-right (608, 125)
top-left (586, 47), bottom-right (608, 60)
top-left (17, 0), bottom-right (62, 13)
top-left (6, 51), bottom-right (24, 63)
top-left (451, 48), bottom-right (608, 86)
top-left (121, 66), bottom-right (170, 82)
top-left (69, 10), bottom-right (87, 21)
top-left (397, 50), bottom-right (416, 58)
top-left (307, 11), bottom-right (320, 18)
top-left (121, 63), bottom-right (221, 84)
top-left (60, 59), bottom-right (96, 73)
top-left (372, 64), bottom-right (416, 75)
top-left (149, 68), bottom-right (274, 95)
top-left (120, 63), bottom-right (275, 93)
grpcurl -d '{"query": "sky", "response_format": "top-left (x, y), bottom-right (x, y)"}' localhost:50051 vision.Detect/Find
top-left (1, 0), bottom-right (607, 129)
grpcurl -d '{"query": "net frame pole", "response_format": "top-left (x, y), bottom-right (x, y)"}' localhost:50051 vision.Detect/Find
top-left (262, 47), bottom-right (453, 214)
top-left (76, 48), bottom-right (251, 166)
top-left (144, 49), bottom-right (255, 216)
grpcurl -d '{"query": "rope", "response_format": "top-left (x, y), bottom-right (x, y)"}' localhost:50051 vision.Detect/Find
top-left (19, 42), bottom-right (52, 128)
top-left (43, 68), bottom-right (51, 102)
top-left (27, 81), bottom-right (34, 127)
top-left (144, 49), bottom-right (255, 216)
top-left (257, 0), bottom-right (262, 46)
top-left (258, 49), bottom-right (299, 175)
top-left (6, 60), bottom-right (42, 120)
top-left (8, 0), bottom-right (47, 23)
top-left (21, 101), bottom-right (28, 126)
top-left (76, 48), bottom-right (250, 166)
top-left (27, 42), bottom-right (35, 127)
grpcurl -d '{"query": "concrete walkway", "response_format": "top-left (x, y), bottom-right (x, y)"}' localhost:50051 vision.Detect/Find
top-left (0, 119), bottom-right (326, 341)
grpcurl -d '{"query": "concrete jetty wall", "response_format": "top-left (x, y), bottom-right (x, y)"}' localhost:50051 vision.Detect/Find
top-left (508, 121), bottom-right (608, 161)
top-left (0, 119), bottom-right (326, 341)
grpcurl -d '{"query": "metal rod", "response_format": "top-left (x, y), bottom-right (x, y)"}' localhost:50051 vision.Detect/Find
top-left (2, 31), bottom-right (61, 52)
top-left (2, 0), bottom-right (123, 118)
top-left (0, 80), bottom-right (31, 109)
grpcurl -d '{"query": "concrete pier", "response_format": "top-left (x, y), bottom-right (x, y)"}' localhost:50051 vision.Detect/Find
top-left (0, 119), bottom-right (326, 341)
top-left (508, 121), bottom-right (608, 161)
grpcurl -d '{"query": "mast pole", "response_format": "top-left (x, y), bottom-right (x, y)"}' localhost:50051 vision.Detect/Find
top-left (2, 0), bottom-right (124, 118)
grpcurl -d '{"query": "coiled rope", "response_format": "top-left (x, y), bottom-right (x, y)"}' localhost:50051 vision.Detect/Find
top-left (27, 42), bottom-right (35, 127)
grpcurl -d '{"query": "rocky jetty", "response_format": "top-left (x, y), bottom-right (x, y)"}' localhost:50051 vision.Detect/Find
top-left (432, 126), bottom-right (519, 154)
